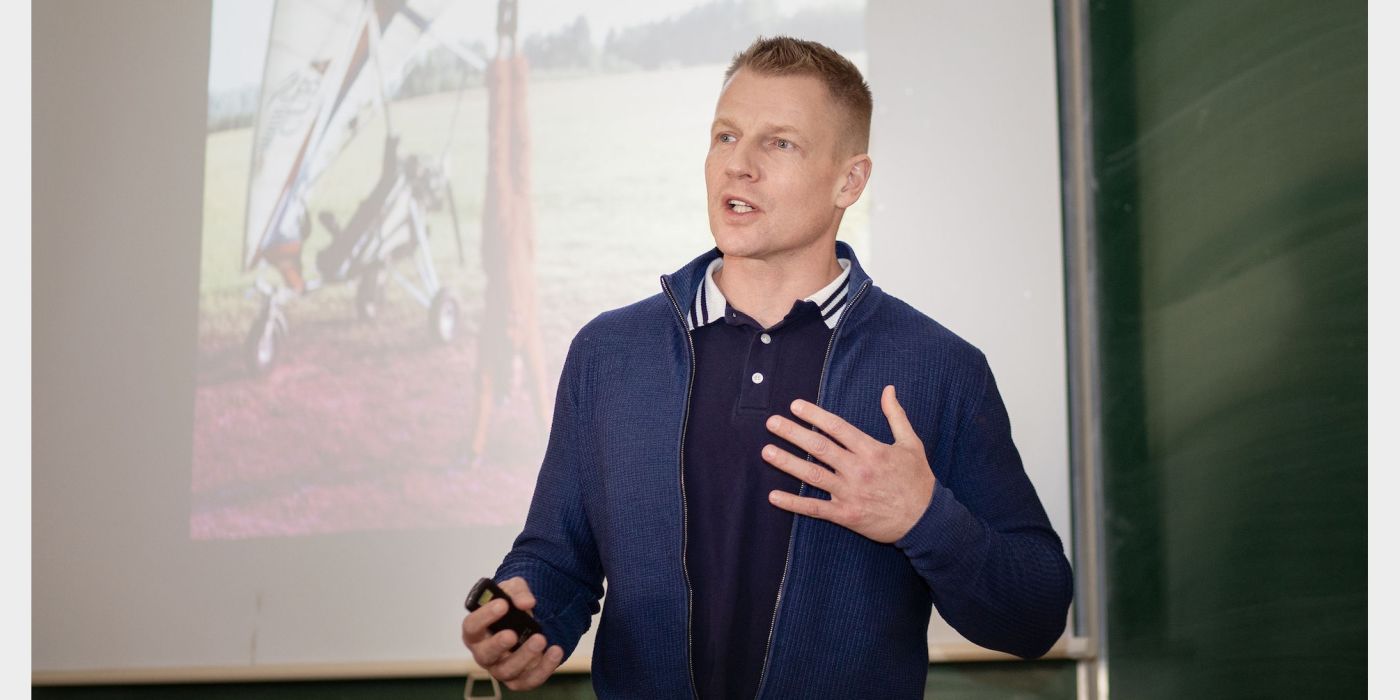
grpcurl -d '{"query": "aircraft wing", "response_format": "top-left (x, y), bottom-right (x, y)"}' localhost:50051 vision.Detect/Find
top-left (242, 0), bottom-right (461, 271)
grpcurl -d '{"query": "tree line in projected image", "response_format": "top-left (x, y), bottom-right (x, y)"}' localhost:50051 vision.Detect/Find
top-left (209, 0), bottom-right (863, 133)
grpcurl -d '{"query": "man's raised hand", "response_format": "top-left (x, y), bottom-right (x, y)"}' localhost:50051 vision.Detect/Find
top-left (762, 385), bottom-right (936, 544)
top-left (460, 577), bottom-right (564, 691)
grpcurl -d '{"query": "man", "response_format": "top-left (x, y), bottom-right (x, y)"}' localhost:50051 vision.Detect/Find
top-left (461, 36), bottom-right (1073, 697)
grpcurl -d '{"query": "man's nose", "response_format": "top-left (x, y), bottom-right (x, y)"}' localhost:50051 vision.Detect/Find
top-left (725, 142), bottom-right (758, 180)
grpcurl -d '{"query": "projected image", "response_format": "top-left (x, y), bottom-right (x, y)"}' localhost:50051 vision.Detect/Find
top-left (193, 0), bottom-right (868, 540)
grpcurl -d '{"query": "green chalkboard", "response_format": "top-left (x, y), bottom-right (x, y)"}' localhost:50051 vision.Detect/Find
top-left (1090, 0), bottom-right (1367, 697)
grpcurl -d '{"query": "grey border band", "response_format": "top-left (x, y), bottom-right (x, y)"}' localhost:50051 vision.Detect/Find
top-left (1054, 0), bottom-right (1109, 698)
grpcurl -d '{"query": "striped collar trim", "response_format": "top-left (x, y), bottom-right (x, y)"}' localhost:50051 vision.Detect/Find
top-left (686, 257), bottom-right (853, 331)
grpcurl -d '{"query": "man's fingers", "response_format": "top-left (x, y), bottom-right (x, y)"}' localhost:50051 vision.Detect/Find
top-left (497, 576), bottom-right (536, 613)
top-left (462, 598), bottom-right (509, 643)
top-left (790, 399), bottom-right (873, 451)
top-left (514, 645), bottom-right (565, 689)
top-left (766, 414), bottom-right (853, 470)
top-left (494, 633), bottom-right (547, 682)
top-left (881, 385), bottom-right (919, 445)
top-left (470, 628), bottom-right (518, 667)
top-left (768, 490), bottom-right (841, 523)
top-left (762, 444), bottom-right (842, 489)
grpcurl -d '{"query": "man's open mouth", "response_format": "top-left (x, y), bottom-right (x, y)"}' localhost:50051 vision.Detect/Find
top-left (727, 198), bottom-right (756, 214)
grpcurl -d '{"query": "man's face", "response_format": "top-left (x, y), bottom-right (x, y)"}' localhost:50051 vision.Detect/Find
top-left (704, 68), bottom-right (866, 262)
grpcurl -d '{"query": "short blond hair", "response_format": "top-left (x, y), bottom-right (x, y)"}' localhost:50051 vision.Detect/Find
top-left (723, 36), bottom-right (873, 155)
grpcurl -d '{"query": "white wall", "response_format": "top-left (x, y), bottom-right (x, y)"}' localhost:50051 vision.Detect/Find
top-left (865, 0), bottom-right (1073, 655)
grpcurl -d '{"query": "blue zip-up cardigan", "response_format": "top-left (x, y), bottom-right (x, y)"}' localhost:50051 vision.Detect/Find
top-left (496, 241), bottom-right (1073, 698)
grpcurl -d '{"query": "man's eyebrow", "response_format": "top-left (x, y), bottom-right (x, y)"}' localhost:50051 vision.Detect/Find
top-left (710, 118), bottom-right (805, 136)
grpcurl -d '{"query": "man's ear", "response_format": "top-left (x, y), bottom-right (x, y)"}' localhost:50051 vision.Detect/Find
top-left (835, 154), bottom-right (873, 210)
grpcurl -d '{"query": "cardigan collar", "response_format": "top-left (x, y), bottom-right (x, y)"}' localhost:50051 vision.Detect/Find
top-left (662, 240), bottom-right (875, 332)
top-left (684, 256), bottom-right (852, 331)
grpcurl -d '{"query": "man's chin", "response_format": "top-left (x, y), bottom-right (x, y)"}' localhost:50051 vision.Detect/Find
top-left (709, 230), bottom-right (765, 259)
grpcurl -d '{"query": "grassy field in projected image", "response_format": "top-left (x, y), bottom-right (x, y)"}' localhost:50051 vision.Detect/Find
top-left (191, 61), bottom-right (871, 540)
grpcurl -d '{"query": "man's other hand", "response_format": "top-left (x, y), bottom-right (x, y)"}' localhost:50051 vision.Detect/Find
top-left (461, 576), bottom-right (564, 691)
top-left (762, 385), bottom-right (936, 544)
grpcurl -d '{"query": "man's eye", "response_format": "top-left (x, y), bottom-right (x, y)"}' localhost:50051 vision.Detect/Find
top-left (775, 139), bottom-right (792, 150)
top-left (717, 133), bottom-right (735, 143)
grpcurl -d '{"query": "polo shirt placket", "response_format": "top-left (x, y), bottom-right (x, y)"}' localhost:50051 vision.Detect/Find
top-left (682, 257), bottom-right (852, 699)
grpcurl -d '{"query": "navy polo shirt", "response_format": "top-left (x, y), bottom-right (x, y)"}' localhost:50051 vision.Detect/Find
top-left (682, 257), bottom-right (851, 699)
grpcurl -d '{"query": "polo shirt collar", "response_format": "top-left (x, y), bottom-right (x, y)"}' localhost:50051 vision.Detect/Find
top-left (686, 257), bottom-right (852, 331)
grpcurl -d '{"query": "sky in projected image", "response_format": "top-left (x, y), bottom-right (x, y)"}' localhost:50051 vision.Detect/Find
top-left (193, 0), bottom-right (871, 540)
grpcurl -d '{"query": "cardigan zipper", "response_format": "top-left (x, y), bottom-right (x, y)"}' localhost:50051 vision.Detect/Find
top-left (660, 276), bottom-right (701, 700)
top-left (752, 278), bottom-right (873, 700)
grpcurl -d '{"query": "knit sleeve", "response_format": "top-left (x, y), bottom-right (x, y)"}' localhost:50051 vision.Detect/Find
top-left (494, 333), bottom-right (605, 660)
top-left (893, 358), bottom-right (1073, 659)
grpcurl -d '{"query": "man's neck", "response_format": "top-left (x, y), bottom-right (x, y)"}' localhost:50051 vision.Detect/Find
top-left (714, 242), bottom-right (844, 328)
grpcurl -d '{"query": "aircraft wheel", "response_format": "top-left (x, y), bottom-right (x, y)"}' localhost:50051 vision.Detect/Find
top-left (245, 305), bottom-right (285, 376)
top-left (429, 288), bottom-right (459, 343)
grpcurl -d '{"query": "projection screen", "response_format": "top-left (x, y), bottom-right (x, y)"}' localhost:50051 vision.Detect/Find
top-left (33, 0), bottom-right (1076, 681)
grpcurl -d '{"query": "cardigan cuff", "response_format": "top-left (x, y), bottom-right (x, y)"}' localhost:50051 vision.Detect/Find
top-left (894, 482), bottom-right (990, 579)
top-left (493, 560), bottom-right (594, 659)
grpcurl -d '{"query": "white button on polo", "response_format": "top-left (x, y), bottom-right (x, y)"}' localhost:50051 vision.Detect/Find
top-left (760, 333), bottom-right (772, 344)
top-left (751, 372), bottom-right (764, 384)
